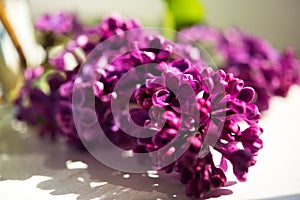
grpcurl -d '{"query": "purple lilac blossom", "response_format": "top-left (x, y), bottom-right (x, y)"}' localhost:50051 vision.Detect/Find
top-left (179, 25), bottom-right (300, 111)
top-left (132, 67), bottom-right (262, 198)
top-left (71, 24), bottom-right (262, 197)
top-left (35, 12), bottom-right (82, 34)
top-left (16, 15), bottom-right (264, 199)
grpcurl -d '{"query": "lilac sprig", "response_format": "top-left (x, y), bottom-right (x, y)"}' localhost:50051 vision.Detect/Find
top-left (15, 14), bottom-right (264, 199)
top-left (179, 25), bottom-right (300, 111)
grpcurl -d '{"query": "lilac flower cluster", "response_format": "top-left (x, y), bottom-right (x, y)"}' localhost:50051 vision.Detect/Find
top-left (16, 15), bottom-right (141, 146)
top-left (16, 14), bottom-right (264, 199)
top-left (49, 14), bottom-right (141, 71)
top-left (133, 68), bottom-right (262, 198)
top-left (35, 12), bottom-right (81, 34)
top-left (179, 25), bottom-right (300, 111)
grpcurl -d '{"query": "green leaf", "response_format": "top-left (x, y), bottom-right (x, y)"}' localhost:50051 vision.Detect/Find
top-left (33, 69), bottom-right (64, 95)
top-left (162, 2), bottom-right (176, 41)
top-left (164, 0), bottom-right (205, 30)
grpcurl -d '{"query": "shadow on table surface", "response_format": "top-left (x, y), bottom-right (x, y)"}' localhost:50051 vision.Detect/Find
top-left (0, 106), bottom-right (233, 200)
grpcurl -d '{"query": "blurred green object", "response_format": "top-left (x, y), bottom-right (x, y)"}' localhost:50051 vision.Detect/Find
top-left (0, 50), bottom-right (23, 103)
top-left (162, 1), bottom-right (176, 41)
top-left (164, 0), bottom-right (204, 30)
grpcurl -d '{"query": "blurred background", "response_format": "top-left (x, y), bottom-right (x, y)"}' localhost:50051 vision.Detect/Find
top-left (202, 0), bottom-right (300, 53)
top-left (27, 0), bottom-right (300, 53)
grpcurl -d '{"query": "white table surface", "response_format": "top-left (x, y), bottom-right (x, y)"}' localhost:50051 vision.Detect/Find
top-left (1, 86), bottom-right (300, 200)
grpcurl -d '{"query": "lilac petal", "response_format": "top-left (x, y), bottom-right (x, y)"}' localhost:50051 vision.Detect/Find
top-left (220, 156), bottom-right (228, 172)
top-left (227, 79), bottom-right (244, 97)
top-left (230, 150), bottom-right (252, 181)
top-left (93, 81), bottom-right (104, 99)
top-left (239, 126), bottom-right (264, 154)
top-left (171, 58), bottom-right (191, 72)
top-left (188, 136), bottom-right (202, 153)
top-left (157, 44), bottom-right (173, 60)
top-left (60, 81), bottom-right (73, 97)
top-left (152, 89), bottom-right (172, 107)
top-left (131, 50), bottom-right (156, 63)
top-left (238, 87), bottom-right (255, 103)
top-left (211, 168), bottom-right (227, 188)
top-left (245, 103), bottom-right (261, 122)
top-left (24, 66), bottom-right (44, 81)
top-left (228, 100), bottom-right (246, 114)
top-left (163, 111), bottom-right (180, 129)
top-left (224, 120), bottom-right (240, 135)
